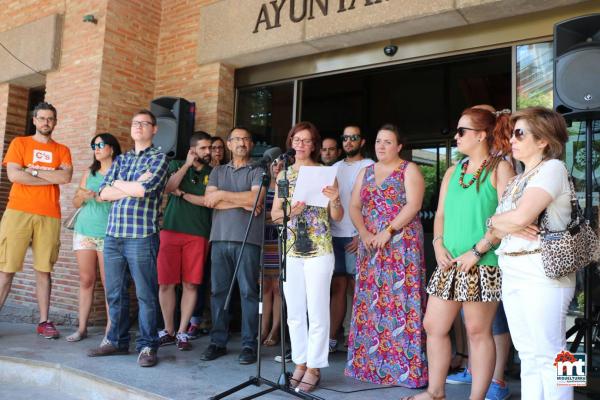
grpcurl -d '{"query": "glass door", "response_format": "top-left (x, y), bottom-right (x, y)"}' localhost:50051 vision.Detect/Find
top-left (403, 140), bottom-right (458, 278)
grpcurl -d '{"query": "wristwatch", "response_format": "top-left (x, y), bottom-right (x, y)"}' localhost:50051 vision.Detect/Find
top-left (486, 216), bottom-right (494, 229)
top-left (30, 169), bottom-right (38, 177)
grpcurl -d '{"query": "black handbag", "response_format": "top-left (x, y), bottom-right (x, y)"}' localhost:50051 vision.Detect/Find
top-left (538, 179), bottom-right (599, 279)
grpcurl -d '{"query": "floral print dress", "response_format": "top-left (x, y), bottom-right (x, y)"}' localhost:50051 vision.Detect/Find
top-left (345, 161), bottom-right (428, 388)
top-left (285, 166), bottom-right (332, 258)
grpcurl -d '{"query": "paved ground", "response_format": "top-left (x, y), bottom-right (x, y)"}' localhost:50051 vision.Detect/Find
top-left (0, 322), bottom-right (595, 400)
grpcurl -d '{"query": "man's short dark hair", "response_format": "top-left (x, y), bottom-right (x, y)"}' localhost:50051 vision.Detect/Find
top-left (190, 131), bottom-right (211, 146)
top-left (133, 109), bottom-right (157, 125)
top-left (227, 126), bottom-right (253, 142)
top-left (343, 124), bottom-right (362, 136)
top-left (33, 102), bottom-right (57, 119)
top-left (321, 136), bottom-right (340, 148)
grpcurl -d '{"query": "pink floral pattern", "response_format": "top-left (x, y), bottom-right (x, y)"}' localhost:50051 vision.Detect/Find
top-left (345, 162), bottom-right (428, 388)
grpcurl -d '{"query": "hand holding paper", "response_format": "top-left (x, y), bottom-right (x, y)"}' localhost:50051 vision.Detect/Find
top-left (292, 165), bottom-right (338, 207)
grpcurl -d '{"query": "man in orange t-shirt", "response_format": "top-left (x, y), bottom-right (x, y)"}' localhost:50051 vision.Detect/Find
top-left (0, 102), bottom-right (72, 339)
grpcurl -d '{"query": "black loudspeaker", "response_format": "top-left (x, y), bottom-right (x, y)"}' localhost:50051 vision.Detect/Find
top-left (553, 14), bottom-right (600, 121)
top-left (150, 97), bottom-right (195, 159)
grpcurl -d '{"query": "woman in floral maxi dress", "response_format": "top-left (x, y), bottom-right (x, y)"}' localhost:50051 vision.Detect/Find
top-left (345, 124), bottom-right (428, 388)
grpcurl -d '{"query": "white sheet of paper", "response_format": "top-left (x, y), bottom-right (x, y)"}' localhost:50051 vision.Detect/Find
top-left (292, 166), bottom-right (338, 208)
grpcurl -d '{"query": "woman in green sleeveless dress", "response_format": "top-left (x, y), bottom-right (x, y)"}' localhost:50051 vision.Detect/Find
top-left (66, 133), bottom-right (121, 342)
top-left (405, 108), bottom-right (513, 400)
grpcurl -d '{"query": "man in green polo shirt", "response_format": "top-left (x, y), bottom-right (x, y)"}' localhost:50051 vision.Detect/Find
top-left (156, 132), bottom-right (213, 351)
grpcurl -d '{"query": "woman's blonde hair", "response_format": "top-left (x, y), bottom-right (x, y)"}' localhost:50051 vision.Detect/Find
top-left (511, 107), bottom-right (569, 159)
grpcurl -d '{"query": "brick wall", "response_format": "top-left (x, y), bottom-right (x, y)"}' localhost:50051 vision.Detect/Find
top-left (155, 0), bottom-right (234, 138)
top-left (0, 0), bottom-right (236, 326)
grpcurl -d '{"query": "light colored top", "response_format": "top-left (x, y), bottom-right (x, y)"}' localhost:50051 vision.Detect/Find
top-left (331, 158), bottom-right (374, 237)
top-left (496, 159), bottom-right (575, 287)
top-left (74, 171), bottom-right (111, 238)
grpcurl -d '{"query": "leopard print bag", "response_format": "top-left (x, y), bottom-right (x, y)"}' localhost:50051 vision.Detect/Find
top-left (539, 179), bottom-right (599, 279)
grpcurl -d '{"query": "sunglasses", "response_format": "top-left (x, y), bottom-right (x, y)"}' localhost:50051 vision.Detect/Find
top-left (341, 134), bottom-right (361, 142)
top-left (512, 128), bottom-right (527, 141)
top-left (91, 142), bottom-right (107, 150)
top-left (455, 127), bottom-right (480, 137)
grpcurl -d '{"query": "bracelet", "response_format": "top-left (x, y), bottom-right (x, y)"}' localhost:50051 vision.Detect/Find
top-left (471, 244), bottom-right (483, 259)
top-left (432, 235), bottom-right (443, 245)
top-left (331, 198), bottom-right (342, 209)
top-left (385, 224), bottom-right (395, 234)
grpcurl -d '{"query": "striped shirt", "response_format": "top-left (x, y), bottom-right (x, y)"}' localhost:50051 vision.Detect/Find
top-left (99, 146), bottom-right (168, 238)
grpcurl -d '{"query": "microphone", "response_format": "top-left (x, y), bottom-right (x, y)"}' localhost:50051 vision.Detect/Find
top-left (272, 148), bottom-right (296, 165)
top-left (250, 147), bottom-right (282, 168)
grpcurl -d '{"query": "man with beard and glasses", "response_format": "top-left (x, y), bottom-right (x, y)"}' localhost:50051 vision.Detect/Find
top-left (156, 132), bottom-right (213, 352)
top-left (329, 125), bottom-right (373, 353)
top-left (0, 102), bottom-right (72, 339)
top-left (200, 127), bottom-right (265, 365)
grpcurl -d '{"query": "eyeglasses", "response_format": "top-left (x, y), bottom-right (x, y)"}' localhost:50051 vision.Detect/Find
top-left (91, 142), bottom-right (106, 150)
top-left (131, 121), bottom-right (154, 128)
top-left (36, 116), bottom-right (56, 123)
top-left (455, 127), bottom-right (480, 137)
top-left (292, 137), bottom-right (313, 146)
top-left (341, 135), bottom-right (361, 142)
top-left (229, 137), bottom-right (252, 143)
top-left (512, 128), bottom-right (527, 141)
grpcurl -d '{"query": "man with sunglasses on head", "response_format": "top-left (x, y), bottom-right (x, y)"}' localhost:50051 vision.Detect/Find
top-left (200, 127), bottom-right (265, 365)
top-left (88, 109), bottom-right (168, 368)
top-left (0, 102), bottom-right (72, 339)
top-left (329, 125), bottom-right (374, 353)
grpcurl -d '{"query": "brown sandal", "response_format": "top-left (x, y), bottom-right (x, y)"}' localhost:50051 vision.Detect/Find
top-left (400, 391), bottom-right (445, 400)
top-left (289, 364), bottom-right (306, 388)
top-left (297, 367), bottom-right (320, 393)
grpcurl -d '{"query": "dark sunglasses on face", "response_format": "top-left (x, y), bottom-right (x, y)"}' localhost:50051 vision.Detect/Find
top-left (341, 134), bottom-right (361, 142)
top-left (91, 142), bottom-right (106, 150)
top-left (455, 127), bottom-right (480, 137)
top-left (512, 128), bottom-right (526, 141)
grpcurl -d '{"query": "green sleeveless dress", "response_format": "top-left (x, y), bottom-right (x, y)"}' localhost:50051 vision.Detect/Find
top-left (426, 161), bottom-right (502, 302)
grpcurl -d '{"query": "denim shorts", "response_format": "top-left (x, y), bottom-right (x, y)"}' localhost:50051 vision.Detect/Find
top-left (332, 236), bottom-right (357, 276)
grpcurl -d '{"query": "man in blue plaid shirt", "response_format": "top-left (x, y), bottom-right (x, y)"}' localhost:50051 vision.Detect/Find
top-left (88, 109), bottom-right (168, 367)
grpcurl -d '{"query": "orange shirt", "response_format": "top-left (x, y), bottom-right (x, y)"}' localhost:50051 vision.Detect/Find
top-left (3, 136), bottom-right (72, 218)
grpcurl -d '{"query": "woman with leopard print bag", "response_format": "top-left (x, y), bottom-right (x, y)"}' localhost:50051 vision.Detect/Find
top-left (487, 107), bottom-right (577, 400)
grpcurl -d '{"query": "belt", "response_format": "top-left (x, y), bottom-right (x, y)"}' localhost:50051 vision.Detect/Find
top-left (500, 248), bottom-right (541, 257)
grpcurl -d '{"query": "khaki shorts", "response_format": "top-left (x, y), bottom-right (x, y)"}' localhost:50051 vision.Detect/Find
top-left (0, 209), bottom-right (61, 273)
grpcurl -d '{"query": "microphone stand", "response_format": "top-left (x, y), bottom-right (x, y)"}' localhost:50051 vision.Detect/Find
top-left (210, 157), bottom-right (323, 400)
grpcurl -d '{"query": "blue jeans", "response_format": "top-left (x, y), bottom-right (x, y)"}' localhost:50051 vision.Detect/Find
top-left (104, 234), bottom-right (160, 352)
top-left (210, 241), bottom-right (260, 350)
top-left (332, 236), bottom-right (358, 276)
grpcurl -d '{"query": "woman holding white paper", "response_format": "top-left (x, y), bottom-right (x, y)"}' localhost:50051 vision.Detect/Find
top-left (271, 121), bottom-right (342, 393)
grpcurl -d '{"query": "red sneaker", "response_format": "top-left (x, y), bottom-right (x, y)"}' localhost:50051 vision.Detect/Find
top-left (37, 321), bottom-right (60, 339)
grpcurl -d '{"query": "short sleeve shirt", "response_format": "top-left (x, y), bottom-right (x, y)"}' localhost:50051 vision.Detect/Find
top-left (2, 136), bottom-right (72, 218)
top-left (162, 160), bottom-right (212, 238)
top-left (496, 159), bottom-right (574, 287)
top-left (208, 162), bottom-right (265, 246)
top-left (330, 158), bottom-right (374, 237)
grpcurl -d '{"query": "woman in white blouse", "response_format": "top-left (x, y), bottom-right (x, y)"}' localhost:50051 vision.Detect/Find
top-left (487, 107), bottom-right (575, 400)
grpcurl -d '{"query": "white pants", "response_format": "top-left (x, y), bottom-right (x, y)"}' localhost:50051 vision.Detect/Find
top-left (502, 275), bottom-right (575, 400)
top-left (283, 254), bottom-right (334, 368)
